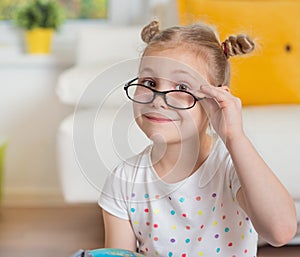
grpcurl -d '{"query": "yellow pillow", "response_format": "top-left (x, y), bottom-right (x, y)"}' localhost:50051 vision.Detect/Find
top-left (177, 0), bottom-right (300, 105)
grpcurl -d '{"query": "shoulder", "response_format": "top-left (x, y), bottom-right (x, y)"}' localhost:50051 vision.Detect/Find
top-left (198, 137), bottom-right (233, 187)
top-left (111, 145), bottom-right (152, 180)
top-left (210, 137), bottom-right (232, 167)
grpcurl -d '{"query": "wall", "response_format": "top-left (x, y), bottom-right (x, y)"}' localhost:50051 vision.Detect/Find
top-left (0, 21), bottom-right (82, 205)
top-left (0, 0), bottom-right (178, 205)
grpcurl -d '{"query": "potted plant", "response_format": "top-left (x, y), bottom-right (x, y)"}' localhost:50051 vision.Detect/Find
top-left (14, 0), bottom-right (65, 54)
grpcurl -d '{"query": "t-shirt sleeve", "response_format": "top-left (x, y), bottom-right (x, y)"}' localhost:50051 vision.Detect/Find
top-left (98, 163), bottom-right (130, 220)
top-left (227, 158), bottom-right (241, 200)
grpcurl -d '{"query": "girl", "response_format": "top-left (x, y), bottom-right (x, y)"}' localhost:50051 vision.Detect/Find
top-left (99, 21), bottom-right (297, 257)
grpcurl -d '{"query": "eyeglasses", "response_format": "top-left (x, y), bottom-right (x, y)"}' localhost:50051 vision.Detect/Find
top-left (124, 78), bottom-right (204, 110)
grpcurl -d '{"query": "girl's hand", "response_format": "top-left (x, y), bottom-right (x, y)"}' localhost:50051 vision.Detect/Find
top-left (195, 85), bottom-right (244, 143)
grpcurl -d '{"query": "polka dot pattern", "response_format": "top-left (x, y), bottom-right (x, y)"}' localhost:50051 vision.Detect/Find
top-left (101, 141), bottom-right (258, 257)
top-left (128, 189), bottom-right (257, 257)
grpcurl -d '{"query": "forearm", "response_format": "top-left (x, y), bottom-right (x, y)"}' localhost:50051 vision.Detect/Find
top-left (226, 134), bottom-right (297, 246)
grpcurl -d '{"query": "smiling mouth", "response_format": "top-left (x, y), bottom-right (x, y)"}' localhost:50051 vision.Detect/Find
top-left (144, 114), bottom-right (177, 123)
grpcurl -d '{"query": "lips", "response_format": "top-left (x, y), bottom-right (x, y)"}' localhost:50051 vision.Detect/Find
top-left (144, 113), bottom-right (178, 123)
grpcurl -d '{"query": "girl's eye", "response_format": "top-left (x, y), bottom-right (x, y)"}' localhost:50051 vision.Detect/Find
top-left (176, 84), bottom-right (189, 91)
top-left (141, 80), bottom-right (156, 88)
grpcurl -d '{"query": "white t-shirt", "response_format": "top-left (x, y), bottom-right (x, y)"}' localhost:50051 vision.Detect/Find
top-left (99, 138), bottom-right (258, 257)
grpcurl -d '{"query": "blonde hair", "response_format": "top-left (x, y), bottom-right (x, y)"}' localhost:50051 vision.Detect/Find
top-left (141, 20), bottom-right (255, 87)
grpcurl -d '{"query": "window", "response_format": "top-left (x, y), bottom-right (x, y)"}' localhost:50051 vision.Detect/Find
top-left (0, 0), bottom-right (108, 20)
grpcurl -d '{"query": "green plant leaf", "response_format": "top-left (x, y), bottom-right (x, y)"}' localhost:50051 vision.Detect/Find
top-left (14, 0), bottom-right (65, 30)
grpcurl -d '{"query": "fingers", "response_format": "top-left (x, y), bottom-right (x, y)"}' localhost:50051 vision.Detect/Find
top-left (199, 85), bottom-right (233, 103)
top-left (200, 97), bottom-right (220, 118)
top-left (197, 85), bottom-right (242, 110)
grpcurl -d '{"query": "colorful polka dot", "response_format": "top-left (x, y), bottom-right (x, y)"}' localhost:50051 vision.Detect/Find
top-left (198, 210), bottom-right (203, 216)
top-left (182, 213), bottom-right (187, 218)
top-left (144, 193), bottom-right (149, 199)
top-left (216, 248), bottom-right (221, 253)
top-left (170, 210), bottom-right (176, 215)
top-left (168, 252), bottom-right (173, 257)
top-left (222, 215), bottom-right (226, 220)
top-left (228, 242), bottom-right (233, 247)
top-left (198, 252), bottom-right (204, 256)
top-left (196, 196), bottom-right (201, 201)
top-left (186, 225), bottom-right (191, 230)
top-left (182, 253), bottom-right (187, 257)
top-left (212, 193), bottom-right (217, 198)
top-left (146, 222), bottom-right (150, 226)
top-left (213, 221), bottom-right (218, 226)
top-left (179, 197), bottom-right (185, 203)
top-left (170, 238), bottom-right (176, 243)
top-left (131, 193), bottom-right (135, 198)
top-left (171, 225), bottom-right (176, 230)
top-left (185, 238), bottom-right (191, 243)
top-left (130, 208), bottom-right (135, 213)
top-left (212, 207), bottom-right (216, 212)
top-left (155, 194), bottom-right (160, 199)
top-left (214, 234), bottom-right (219, 239)
top-left (144, 208), bottom-right (149, 213)
top-left (225, 227), bottom-right (230, 233)
top-left (198, 237), bottom-right (202, 242)
top-left (154, 236), bottom-right (158, 241)
top-left (153, 224), bottom-right (158, 228)
top-left (154, 209), bottom-right (159, 214)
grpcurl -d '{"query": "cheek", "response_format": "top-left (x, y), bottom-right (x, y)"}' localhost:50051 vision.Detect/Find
top-left (133, 103), bottom-right (141, 118)
top-left (181, 105), bottom-right (208, 133)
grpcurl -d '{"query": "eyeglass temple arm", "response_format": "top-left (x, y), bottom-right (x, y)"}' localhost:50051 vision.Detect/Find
top-left (126, 77), bottom-right (139, 86)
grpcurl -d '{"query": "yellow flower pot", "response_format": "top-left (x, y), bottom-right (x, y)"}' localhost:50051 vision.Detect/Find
top-left (25, 28), bottom-right (54, 54)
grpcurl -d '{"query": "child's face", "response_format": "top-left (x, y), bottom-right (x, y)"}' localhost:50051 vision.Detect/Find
top-left (133, 47), bottom-right (210, 144)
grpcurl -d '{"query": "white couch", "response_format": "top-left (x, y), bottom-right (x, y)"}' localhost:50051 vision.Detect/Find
top-left (56, 25), bottom-right (300, 243)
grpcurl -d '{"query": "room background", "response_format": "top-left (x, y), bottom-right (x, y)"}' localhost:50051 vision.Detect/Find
top-left (0, 0), bottom-right (178, 205)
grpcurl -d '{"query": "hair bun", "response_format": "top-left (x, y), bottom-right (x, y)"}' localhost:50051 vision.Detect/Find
top-left (222, 34), bottom-right (255, 58)
top-left (141, 20), bottom-right (160, 44)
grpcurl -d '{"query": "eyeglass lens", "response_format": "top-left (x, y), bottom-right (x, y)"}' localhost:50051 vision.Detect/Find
top-left (127, 85), bottom-right (196, 109)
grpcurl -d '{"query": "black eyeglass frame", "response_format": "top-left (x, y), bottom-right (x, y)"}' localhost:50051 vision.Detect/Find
top-left (124, 77), bottom-right (205, 110)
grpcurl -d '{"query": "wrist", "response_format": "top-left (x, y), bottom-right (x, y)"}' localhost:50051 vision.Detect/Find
top-left (223, 130), bottom-right (248, 149)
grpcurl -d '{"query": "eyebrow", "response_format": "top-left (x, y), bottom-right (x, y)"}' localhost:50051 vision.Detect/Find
top-left (171, 69), bottom-right (199, 83)
top-left (139, 67), bottom-right (156, 76)
top-left (139, 68), bottom-right (200, 82)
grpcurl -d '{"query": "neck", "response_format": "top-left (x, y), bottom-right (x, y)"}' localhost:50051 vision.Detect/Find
top-left (151, 134), bottom-right (213, 183)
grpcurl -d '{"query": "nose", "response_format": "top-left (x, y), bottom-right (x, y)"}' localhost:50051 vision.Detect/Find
top-left (151, 92), bottom-right (168, 109)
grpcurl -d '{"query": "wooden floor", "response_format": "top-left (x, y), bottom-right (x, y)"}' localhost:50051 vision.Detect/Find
top-left (0, 204), bottom-right (299, 257)
top-left (0, 204), bottom-right (104, 257)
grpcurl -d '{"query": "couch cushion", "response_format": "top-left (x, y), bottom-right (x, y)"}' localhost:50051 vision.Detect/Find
top-left (242, 105), bottom-right (300, 199)
top-left (177, 0), bottom-right (300, 105)
top-left (76, 25), bottom-right (144, 66)
top-left (56, 58), bottom-right (140, 108)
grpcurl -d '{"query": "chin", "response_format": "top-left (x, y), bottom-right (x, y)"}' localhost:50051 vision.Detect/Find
top-left (144, 130), bottom-right (179, 145)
